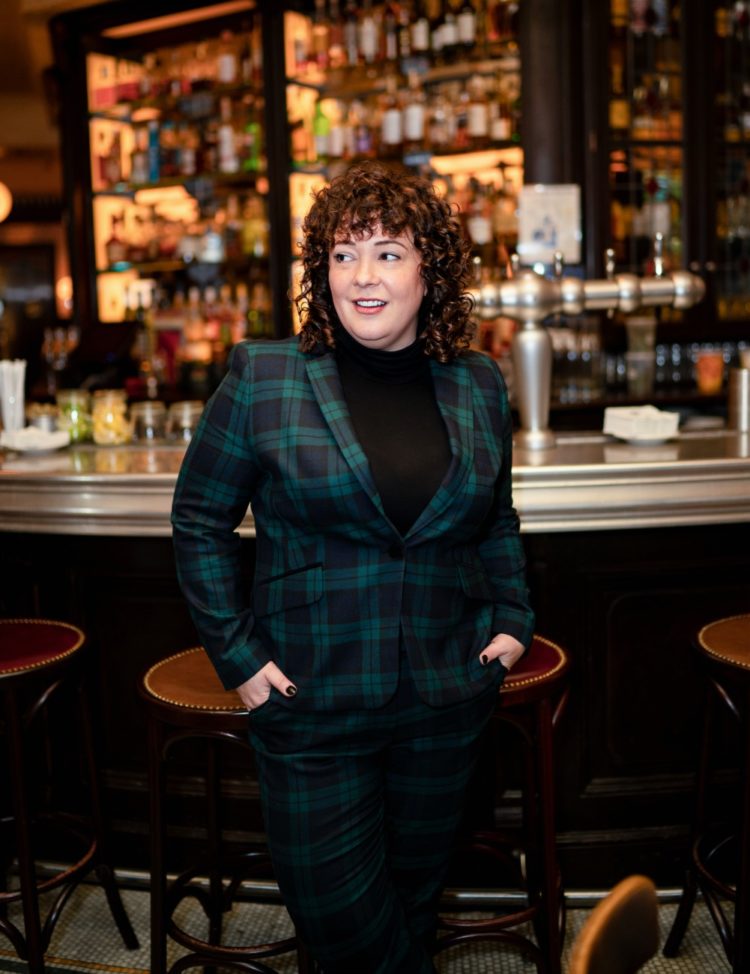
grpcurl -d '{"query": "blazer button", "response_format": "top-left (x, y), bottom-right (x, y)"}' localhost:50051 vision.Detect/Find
top-left (387, 543), bottom-right (404, 559)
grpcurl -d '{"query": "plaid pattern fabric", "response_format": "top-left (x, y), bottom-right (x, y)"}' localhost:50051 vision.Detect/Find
top-left (171, 337), bottom-right (534, 708)
top-left (247, 656), bottom-right (502, 973)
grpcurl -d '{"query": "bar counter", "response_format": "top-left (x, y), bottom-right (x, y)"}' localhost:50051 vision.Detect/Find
top-left (1, 429), bottom-right (749, 889)
top-left (1, 429), bottom-right (749, 535)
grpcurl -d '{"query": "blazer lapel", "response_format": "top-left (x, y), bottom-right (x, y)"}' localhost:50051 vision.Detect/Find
top-left (406, 358), bottom-right (475, 538)
top-left (304, 351), bottom-right (388, 519)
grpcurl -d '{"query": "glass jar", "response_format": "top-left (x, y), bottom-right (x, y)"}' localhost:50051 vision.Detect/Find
top-left (167, 400), bottom-right (204, 442)
top-left (56, 389), bottom-right (92, 443)
top-left (131, 400), bottom-right (167, 442)
top-left (92, 389), bottom-right (132, 445)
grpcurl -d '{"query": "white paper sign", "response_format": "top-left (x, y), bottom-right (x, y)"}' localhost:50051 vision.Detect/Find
top-left (518, 184), bottom-right (582, 265)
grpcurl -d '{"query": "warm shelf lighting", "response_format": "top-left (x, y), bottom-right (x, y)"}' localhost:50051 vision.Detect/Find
top-left (102, 1), bottom-right (253, 39)
top-left (0, 182), bottom-right (13, 223)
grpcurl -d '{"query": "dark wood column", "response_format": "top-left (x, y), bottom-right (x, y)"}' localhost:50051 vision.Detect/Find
top-left (521, 0), bottom-right (582, 186)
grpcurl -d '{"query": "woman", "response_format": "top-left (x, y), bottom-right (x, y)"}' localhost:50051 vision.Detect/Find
top-left (171, 160), bottom-right (534, 973)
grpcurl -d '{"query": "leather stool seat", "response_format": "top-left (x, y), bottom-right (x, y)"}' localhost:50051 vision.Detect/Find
top-left (141, 647), bottom-right (315, 974)
top-left (0, 618), bottom-right (138, 973)
top-left (435, 634), bottom-right (570, 974)
top-left (664, 613), bottom-right (750, 974)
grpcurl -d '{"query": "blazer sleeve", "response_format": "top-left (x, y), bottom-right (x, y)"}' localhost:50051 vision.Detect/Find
top-left (477, 359), bottom-right (535, 652)
top-left (171, 342), bottom-right (270, 689)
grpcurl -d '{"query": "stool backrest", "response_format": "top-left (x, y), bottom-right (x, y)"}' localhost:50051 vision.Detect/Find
top-left (567, 875), bottom-right (659, 974)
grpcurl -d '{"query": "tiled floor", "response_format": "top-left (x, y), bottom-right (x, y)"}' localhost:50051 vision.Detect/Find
top-left (0, 881), bottom-right (732, 973)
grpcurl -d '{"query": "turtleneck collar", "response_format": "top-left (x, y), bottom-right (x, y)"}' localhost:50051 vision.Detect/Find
top-left (334, 324), bottom-right (429, 384)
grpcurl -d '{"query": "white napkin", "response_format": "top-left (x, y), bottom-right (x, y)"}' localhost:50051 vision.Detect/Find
top-left (0, 427), bottom-right (70, 452)
top-left (603, 405), bottom-right (680, 441)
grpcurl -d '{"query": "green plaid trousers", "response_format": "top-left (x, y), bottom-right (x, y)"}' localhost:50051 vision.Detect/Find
top-left (248, 652), bottom-right (506, 974)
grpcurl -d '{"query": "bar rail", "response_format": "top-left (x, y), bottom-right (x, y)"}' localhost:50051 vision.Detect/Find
top-left (1, 431), bottom-right (749, 536)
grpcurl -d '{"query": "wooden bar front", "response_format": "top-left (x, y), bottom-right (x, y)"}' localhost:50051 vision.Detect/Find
top-left (1, 431), bottom-right (749, 887)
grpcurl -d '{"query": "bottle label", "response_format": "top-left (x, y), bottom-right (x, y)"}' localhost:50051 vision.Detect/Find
top-left (329, 124), bottom-right (346, 157)
top-left (404, 102), bottom-right (426, 140)
top-left (381, 107), bottom-right (403, 145)
top-left (217, 53), bottom-right (237, 85)
top-left (490, 115), bottom-right (511, 141)
top-left (467, 214), bottom-right (492, 246)
top-left (468, 102), bottom-right (489, 137)
top-left (458, 10), bottom-right (477, 45)
top-left (411, 17), bottom-right (430, 51)
top-left (359, 17), bottom-right (378, 62)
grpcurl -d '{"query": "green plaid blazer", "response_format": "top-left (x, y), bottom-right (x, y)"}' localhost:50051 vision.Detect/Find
top-left (171, 337), bottom-right (534, 711)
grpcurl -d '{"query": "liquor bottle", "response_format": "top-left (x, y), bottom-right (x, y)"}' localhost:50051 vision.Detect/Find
top-left (466, 74), bottom-right (489, 149)
top-left (216, 30), bottom-right (239, 85)
top-left (104, 129), bottom-right (122, 187)
top-left (359, 0), bottom-right (380, 67)
top-left (159, 119), bottom-right (180, 178)
top-left (457, 0), bottom-right (478, 58)
top-left (240, 94), bottom-right (263, 172)
top-left (328, 100), bottom-right (347, 160)
top-left (380, 76), bottom-right (404, 158)
top-left (403, 70), bottom-right (427, 153)
top-left (105, 213), bottom-right (129, 267)
top-left (465, 180), bottom-right (495, 268)
top-left (349, 99), bottom-right (375, 157)
top-left (410, 0), bottom-right (431, 55)
top-left (223, 193), bottom-right (243, 261)
top-left (218, 96), bottom-right (239, 173)
top-left (398, 3), bottom-right (413, 60)
top-left (313, 99), bottom-right (331, 164)
top-left (130, 125), bottom-right (149, 185)
top-left (428, 88), bottom-right (452, 150)
top-left (430, 0), bottom-right (446, 63)
top-left (343, 0), bottom-right (360, 67)
top-left (328, 0), bottom-right (348, 69)
top-left (382, 1), bottom-right (400, 65)
top-left (312, 0), bottom-right (331, 71)
top-left (441, 0), bottom-right (461, 63)
top-left (609, 40), bottom-right (630, 137)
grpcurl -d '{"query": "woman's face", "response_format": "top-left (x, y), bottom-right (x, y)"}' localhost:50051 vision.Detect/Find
top-left (328, 224), bottom-right (425, 352)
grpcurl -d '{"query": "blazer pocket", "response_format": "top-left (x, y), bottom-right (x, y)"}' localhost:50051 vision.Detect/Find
top-left (253, 562), bottom-right (324, 618)
top-left (455, 553), bottom-right (496, 602)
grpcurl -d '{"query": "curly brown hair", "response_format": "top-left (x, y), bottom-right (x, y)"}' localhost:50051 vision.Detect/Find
top-left (296, 161), bottom-right (474, 363)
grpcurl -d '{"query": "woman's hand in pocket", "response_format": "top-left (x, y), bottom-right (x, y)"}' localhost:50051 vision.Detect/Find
top-left (234, 661), bottom-right (297, 711)
top-left (479, 633), bottom-right (525, 672)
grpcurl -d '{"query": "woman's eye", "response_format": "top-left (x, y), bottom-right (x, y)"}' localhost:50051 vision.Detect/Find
top-left (332, 252), bottom-right (352, 263)
top-left (380, 252), bottom-right (399, 261)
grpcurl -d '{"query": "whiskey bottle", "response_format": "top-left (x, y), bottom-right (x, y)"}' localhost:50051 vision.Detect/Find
top-left (403, 70), bottom-right (427, 153)
top-left (410, 0), bottom-right (431, 55)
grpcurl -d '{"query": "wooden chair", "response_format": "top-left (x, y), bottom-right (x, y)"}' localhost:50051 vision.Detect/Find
top-left (140, 646), bottom-right (316, 974)
top-left (567, 875), bottom-right (659, 974)
top-left (436, 634), bottom-right (571, 974)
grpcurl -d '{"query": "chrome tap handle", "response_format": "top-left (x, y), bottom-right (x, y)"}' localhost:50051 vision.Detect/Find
top-left (553, 251), bottom-right (564, 279)
top-left (604, 248), bottom-right (616, 280)
top-left (653, 232), bottom-right (665, 278)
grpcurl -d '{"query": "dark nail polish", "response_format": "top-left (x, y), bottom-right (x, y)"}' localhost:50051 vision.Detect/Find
top-left (481, 654), bottom-right (489, 666)
top-left (286, 685), bottom-right (297, 696)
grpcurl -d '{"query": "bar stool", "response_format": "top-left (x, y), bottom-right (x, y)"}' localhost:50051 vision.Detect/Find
top-left (664, 612), bottom-right (750, 974)
top-left (141, 646), bottom-right (315, 974)
top-left (0, 618), bottom-right (139, 973)
top-left (435, 633), bottom-right (571, 974)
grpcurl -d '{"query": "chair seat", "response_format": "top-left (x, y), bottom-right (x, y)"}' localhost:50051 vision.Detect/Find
top-left (0, 619), bottom-right (84, 678)
top-left (697, 614), bottom-right (750, 672)
top-left (501, 633), bottom-right (569, 699)
top-left (143, 647), bottom-right (246, 713)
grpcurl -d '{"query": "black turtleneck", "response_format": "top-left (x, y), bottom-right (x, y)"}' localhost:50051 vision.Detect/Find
top-left (334, 326), bottom-right (452, 536)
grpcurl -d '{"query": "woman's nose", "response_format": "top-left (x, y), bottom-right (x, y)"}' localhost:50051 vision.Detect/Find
top-left (353, 257), bottom-right (379, 287)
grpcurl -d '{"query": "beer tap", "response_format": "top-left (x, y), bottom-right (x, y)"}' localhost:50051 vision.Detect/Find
top-left (470, 251), bottom-right (706, 450)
